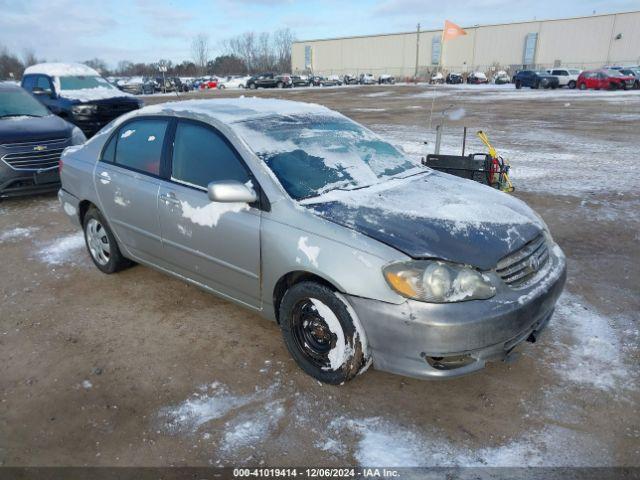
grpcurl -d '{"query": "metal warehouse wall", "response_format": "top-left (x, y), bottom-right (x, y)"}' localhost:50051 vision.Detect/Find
top-left (292, 11), bottom-right (640, 77)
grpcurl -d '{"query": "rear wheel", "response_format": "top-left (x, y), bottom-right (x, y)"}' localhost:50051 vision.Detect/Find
top-left (83, 207), bottom-right (131, 274)
top-left (515, 80), bottom-right (522, 89)
top-left (568, 80), bottom-right (576, 89)
top-left (279, 282), bottom-right (369, 384)
top-left (579, 83), bottom-right (587, 90)
top-left (276, 81), bottom-right (284, 88)
top-left (248, 83), bottom-right (257, 90)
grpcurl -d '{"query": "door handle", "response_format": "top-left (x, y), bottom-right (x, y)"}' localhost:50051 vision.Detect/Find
top-left (160, 193), bottom-right (180, 205)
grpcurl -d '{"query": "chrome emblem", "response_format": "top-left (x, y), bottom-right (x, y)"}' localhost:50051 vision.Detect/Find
top-left (528, 256), bottom-right (540, 273)
top-left (33, 145), bottom-right (47, 151)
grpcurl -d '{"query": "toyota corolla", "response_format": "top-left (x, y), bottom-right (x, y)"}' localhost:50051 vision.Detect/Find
top-left (58, 98), bottom-right (566, 384)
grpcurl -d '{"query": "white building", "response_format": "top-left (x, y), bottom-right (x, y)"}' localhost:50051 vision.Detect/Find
top-left (292, 11), bottom-right (640, 78)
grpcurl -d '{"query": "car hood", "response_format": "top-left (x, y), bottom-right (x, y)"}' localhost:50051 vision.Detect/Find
top-left (303, 171), bottom-right (544, 270)
top-left (60, 88), bottom-right (137, 103)
top-left (0, 114), bottom-right (72, 143)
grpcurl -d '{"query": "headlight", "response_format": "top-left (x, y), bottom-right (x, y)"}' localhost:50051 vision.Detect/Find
top-left (71, 104), bottom-right (97, 116)
top-left (383, 260), bottom-right (496, 303)
top-left (71, 126), bottom-right (87, 145)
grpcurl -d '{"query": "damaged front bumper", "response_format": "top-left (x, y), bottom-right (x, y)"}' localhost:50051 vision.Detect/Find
top-left (346, 245), bottom-right (567, 379)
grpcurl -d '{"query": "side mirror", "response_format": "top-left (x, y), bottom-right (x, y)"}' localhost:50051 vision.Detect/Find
top-left (33, 88), bottom-right (54, 99)
top-left (207, 180), bottom-right (258, 204)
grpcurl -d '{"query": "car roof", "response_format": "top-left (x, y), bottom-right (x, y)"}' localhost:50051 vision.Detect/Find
top-left (23, 62), bottom-right (100, 77)
top-left (141, 98), bottom-right (333, 124)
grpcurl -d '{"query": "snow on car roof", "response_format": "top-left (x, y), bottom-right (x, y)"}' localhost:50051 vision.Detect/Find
top-left (142, 97), bottom-right (333, 123)
top-left (23, 62), bottom-right (100, 78)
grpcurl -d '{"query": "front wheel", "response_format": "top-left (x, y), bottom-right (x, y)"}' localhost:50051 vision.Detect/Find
top-left (515, 80), bottom-right (522, 89)
top-left (276, 82), bottom-right (284, 88)
top-left (279, 282), bottom-right (369, 384)
top-left (83, 207), bottom-right (131, 274)
top-left (579, 83), bottom-right (587, 90)
top-left (568, 80), bottom-right (576, 89)
top-left (248, 83), bottom-right (257, 90)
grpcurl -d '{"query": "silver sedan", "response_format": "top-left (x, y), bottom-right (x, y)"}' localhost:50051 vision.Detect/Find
top-left (58, 98), bottom-right (566, 384)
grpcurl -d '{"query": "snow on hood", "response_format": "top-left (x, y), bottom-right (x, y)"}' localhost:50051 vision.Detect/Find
top-left (304, 171), bottom-right (544, 270)
top-left (60, 87), bottom-right (134, 102)
top-left (24, 62), bottom-right (99, 77)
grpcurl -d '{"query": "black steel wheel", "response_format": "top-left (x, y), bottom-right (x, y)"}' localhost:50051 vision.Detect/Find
top-left (279, 281), bottom-right (369, 384)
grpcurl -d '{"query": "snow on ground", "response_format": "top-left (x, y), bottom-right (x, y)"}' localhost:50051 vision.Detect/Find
top-left (0, 227), bottom-right (38, 242)
top-left (542, 292), bottom-right (638, 393)
top-left (35, 232), bottom-right (85, 265)
top-left (373, 122), bottom-right (640, 197)
top-left (155, 290), bottom-right (636, 466)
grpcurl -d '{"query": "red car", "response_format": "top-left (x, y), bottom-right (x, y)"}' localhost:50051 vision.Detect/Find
top-left (576, 70), bottom-right (635, 90)
top-left (199, 79), bottom-right (218, 90)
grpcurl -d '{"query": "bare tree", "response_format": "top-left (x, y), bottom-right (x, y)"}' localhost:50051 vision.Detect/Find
top-left (22, 48), bottom-right (38, 68)
top-left (191, 34), bottom-right (210, 75)
top-left (273, 28), bottom-right (294, 73)
top-left (83, 58), bottom-right (108, 74)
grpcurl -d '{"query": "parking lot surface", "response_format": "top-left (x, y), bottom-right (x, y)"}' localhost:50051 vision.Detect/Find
top-left (1, 84), bottom-right (638, 467)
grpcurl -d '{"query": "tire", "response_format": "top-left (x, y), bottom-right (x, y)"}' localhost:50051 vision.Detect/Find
top-left (83, 207), bottom-right (131, 274)
top-left (279, 282), bottom-right (369, 384)
top-left (276, 82), bottom-right (284, 88)
top-left (515, 80), bottom-right (522, 89)
top-left (568, 80), bottom-right (576, 89)
top-left (533, 80), bottom-right (540, 89)
top-left (248, 83), bottom-right (257, 90)
top-left (218, 84), bottom-right (225, 89)
top-left (579, 83), bottom-right (586, 90)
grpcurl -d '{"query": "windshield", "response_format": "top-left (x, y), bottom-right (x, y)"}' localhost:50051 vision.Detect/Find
top-left (235, 114), bottom-right (423, 200)
top-left (606, 70), bottom-right (623, 77)
top-left (0, 89), bottom-right (50, 118)
top-left (59, 75), bottom-right (117, 91)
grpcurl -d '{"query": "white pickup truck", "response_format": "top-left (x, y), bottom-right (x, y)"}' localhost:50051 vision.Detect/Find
top-left (548, 68), bottom-right (582, 89)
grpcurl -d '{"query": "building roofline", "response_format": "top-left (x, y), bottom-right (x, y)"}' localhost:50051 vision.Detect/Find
top-left (293, 9), bottom-right (640, 44)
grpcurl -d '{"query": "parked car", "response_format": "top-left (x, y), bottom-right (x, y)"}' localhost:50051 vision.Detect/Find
top-left (343, 74), bottom-right (359, 85)
top-left (576, 69), bottom-right (635, 90)
top-left (513, 70), bottom-right (560, 89)
top-left (493, 71), bottom-right (510, 85)
top-left (430, 72), bottom-right (445, 84)
top-left (218, 76), bottom-right (250, 89)
top-left (0, 82), bottom-right (86, 197)
top-left (617, 69), bottom-right (640, 89)
top-left (199, 78), bottom-right (219, 90)
top-left (58, 98), bottom-right (566, 384)
top-left (117, 77), bottom-right (155, 95)
top-left (549, 68), bottom-right (582, 89)
top-left (467, 72), bottom-right (489, 84)
top-left (445, 73), bottom-right (463, 84)
top-left (21, 63), bottom-right (142, 138)
top-left (290, 75), bottom-right (310, 87)
top-left (378, 74), bottom-right (396, 85)
top-left (246, 73), bottom-right (292, 89)
top-left (359, 73), bottom-right (376, 85)
top-left (320, 75), bottom-right (342, 87)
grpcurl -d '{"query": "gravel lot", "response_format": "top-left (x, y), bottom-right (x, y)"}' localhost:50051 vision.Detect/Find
top-left (1, 84), bottom-right (639, 468)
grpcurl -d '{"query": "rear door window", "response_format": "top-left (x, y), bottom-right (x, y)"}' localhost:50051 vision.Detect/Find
top-left (171, 121), bottom-right (250, 189)
top-left (114, 119), bottom-right (168, 176)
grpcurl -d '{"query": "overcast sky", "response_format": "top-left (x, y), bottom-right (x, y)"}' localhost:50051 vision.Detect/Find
top-left (1, 0), bottom-right (638, 66)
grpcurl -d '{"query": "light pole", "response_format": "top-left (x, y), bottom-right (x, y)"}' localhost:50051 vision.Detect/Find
top-left (414, 23), bottom-right (421, 80)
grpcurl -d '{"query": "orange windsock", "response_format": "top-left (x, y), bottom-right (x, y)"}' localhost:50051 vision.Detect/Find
top-left (443, 20), bottom-right (467, 41)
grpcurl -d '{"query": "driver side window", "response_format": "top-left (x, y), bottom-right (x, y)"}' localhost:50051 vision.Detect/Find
top-left (171, 121), bottom-right (250, 189)
top-left (35, 76), bottom-right (53, 93)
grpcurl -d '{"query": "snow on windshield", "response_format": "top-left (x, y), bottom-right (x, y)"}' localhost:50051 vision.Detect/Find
top-left (233, 113), bottom-right (422, 200)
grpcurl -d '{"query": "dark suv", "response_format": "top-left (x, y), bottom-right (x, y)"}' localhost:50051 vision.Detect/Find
top-left (0, 82), bottom-right (86, 197)
top-left (246, 73), bottom-right (291, 89)
top-left (514, 70), bottom-right (560, 89)
top-left (21, 63), bottom-right (143, 137)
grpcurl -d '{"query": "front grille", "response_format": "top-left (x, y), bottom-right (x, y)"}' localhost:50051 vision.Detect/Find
top-left (96, 103), bottom-right (139, 121)
top-left (1, 138), bottom-right (68, 171)
top-left (496, 234), bottom-right (550, 288)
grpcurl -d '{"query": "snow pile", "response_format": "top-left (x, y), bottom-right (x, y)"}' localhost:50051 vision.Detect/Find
top-left (0, 227), bottom-right (37, 242)
top-left (36, 232), bottom-right (85, 265)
